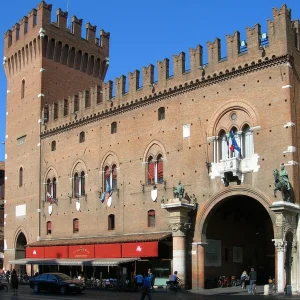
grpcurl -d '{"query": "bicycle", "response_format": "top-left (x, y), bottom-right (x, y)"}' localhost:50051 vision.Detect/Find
top-left (251, 281), bottom-right (256, 295)
top-left (269, 278), bottom-right (277, 294)
top-left (166, 278), bottom-right (186, 292)
top-left (0, 283), bottom-right (8, 292)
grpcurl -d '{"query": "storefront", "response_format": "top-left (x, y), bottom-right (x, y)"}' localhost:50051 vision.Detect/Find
top-left (9, 233), bottom-right (172, 287)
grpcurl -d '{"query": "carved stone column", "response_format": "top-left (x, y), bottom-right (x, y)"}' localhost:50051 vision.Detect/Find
top-left (270, 201), bottom-right (300, 294)
top-left (273, 239), bottom-right (287, 293)
top-left (290, 241), bottom-right (298, 291)
top-left (162, 198), bottom-right (196, 284)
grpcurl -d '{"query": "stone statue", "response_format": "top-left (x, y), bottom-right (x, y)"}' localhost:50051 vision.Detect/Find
top-left (173, 181), bottom-right (185, 199)
top-left (273, 164), bottom-right (293, 202)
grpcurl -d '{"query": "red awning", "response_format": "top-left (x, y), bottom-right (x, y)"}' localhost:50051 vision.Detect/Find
top-left (44, 246), bottom-right (68, 259)
top-left (26, 247), bottom-right (45, 259)
top-left (122, 241), bottom-right (158, 257)
top-left (95, 244), bottom-right (121, 258)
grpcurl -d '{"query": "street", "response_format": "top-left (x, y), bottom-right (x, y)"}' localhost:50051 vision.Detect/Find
top-left (0, 284), bottom-right (300, 300)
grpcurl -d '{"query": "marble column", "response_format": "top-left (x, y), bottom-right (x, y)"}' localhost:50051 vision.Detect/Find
top-left (169, 223), bottom-right (190, 282)
top-left (162, 198), bottom-right (196, 284)
top-left (191, 242), bottom-right (205, 289)
top-left (291, 241), bottom-right (298, 292)
top-left (273, 239), bottom-right (287, 293)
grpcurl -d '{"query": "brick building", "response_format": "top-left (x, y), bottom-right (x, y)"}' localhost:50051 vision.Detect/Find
top-left (3, 1), bottom-right (300, 293)
top-left (0, 161), bottom-right (4, 267)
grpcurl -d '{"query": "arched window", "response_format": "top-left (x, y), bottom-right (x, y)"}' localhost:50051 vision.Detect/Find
top-left (54, 41), bottom-right (62, 62)
top-left (148, 210), bottom-right (155, 227)
top-left (82, 52), bottom-right (88, 72)
top-left (147, 155), bottom-right (163, 185)
top-left (75, 50), bottom-right (82, 70)
top-left (73, 172), bottom-right (79, 197)
top-left (242, 124), bottom-right (254, 158)
top-left (80, 171), bottom-right (85, 196)
top-left (218, 130), bottom-right (228, 161)
top-left (79, 131), bottom-right (85, 143)
top-left (19, 167), bottom-right (23, 187)
top-left (73, 171), bottom-right (85, 197)
top-left (21, 79), bottom-right (25, 99)
top-left (111, 122), bottom-right (117, 134)
top-left (46, 177), bottom-right (57, 202)
top-left (61, 44), bottom-right (69, 65)
top-left (73, 218), bottom-right (79, 233)
top-left (68, 47), bottom-right (75, 68)
top-left (158, 107), bottom-right (165, 120)
top-left (112, 164), bottom-right (117, 190)
top-left (47, 221), bottom-right (52, 235)
top-left (52, 177), bottom-right (57, 200)
top-left (229, 127), bottom-right (239, 158)
top-left (108, 214), bottom-right (115, 230)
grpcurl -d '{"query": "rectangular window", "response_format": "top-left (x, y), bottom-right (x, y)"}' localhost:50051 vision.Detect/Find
top-left (53, 103), bottom-right (58, 120)
top-left (85, 90), bottom-right (90, 108)
top-left (64, 99), bottom-right (69, 116)
top-left (74, 95), bottom-right (79, 112)
top-left (96, 85), bottom-right (103, 104)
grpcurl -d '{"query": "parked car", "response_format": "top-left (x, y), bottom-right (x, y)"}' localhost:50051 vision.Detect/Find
top-left (29, 272), bottom-right (85, 295)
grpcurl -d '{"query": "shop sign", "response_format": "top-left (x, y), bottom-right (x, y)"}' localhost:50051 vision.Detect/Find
top-left (26, 247), bottom-right (45, 258)
top-left (122, 242), bottom-right (158, 257)
top-left (69, 245), bottom-right (95, 258)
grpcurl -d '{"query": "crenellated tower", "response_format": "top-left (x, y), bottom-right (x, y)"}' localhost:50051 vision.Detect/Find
top-left (3, 0), bottom-right (109, 266)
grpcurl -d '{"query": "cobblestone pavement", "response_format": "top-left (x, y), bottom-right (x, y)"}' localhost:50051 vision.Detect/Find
top-left (1, 284), bottom-right (300, 299)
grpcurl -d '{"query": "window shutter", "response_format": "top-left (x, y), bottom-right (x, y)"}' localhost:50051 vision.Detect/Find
top-left (112, 166), bottom-right (117, 180)
top-left (81, 173), bottom-right (85, 195)
top-left (148, 162), bottom-right (155, 184)
top-left (105, 168), bottom-right (110, 179)
top-left (47, 222), bottom-right (51, 231)
top-left (74, 219), bottom-right (79, 231)
top-left (157, 160), bottom-right (163, 180)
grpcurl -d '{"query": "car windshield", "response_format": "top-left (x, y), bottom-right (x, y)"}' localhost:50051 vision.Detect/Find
top-left (55, 274), bottom-right (72, 281)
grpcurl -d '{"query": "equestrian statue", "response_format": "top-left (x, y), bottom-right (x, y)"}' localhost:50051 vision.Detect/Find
top-left (273, 163), bottom-right (294, 203)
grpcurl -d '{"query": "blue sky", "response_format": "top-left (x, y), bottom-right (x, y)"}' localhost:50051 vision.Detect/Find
top-left (0, 0), bottom-right (299, 161)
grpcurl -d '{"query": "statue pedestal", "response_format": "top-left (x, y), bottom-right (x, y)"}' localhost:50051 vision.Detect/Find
top-left (162, 198), bottom-right (196, 284)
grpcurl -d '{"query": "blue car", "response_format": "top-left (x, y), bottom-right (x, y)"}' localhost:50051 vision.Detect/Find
top-left (29, 272), bottom-right (85, 295)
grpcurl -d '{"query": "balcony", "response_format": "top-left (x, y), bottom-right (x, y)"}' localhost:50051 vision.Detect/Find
top-left (209, 154), bottom-right (260, 185)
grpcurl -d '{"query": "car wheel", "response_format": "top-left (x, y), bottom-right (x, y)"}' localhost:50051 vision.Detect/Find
top-left (60, 286), bottom-right (66, 295)
top-left (33, 284), bottom-right (39, 293)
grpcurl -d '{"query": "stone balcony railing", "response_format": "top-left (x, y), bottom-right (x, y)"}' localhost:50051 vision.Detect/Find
top-left (209, 154), bottom-right (260, 183)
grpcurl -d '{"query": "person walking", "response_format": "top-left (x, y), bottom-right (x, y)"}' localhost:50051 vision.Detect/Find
top-left (11, 269), bottom-right (18, 296)
top-left (148, 268), bottom-right (154, 290)
top-left (140, 272), bottom-right (152, 300)
top-left (240, 270), bottom-right (248, 290)
top-left (248, 268), bottom-right (257, 294)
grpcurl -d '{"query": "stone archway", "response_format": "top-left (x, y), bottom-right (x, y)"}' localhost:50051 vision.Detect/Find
top-left (15, 231), bottom-right (27, 273)
top-left (191, 187), bottom-right (276, 290)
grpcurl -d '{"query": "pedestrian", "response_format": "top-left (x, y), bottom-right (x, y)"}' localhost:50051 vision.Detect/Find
top-left (140, 272), bottom-right (152, 300)
top-left (248, 268), bottom-right (257, 294)
top-left (240, 270), bottom-right (248, 289)
top-left (11, 269), bottom-right (18, 296)
top-left (148, 268), bottom-right (155, 290)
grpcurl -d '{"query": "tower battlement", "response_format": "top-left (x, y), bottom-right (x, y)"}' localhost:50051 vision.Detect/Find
top-left (4, 1), bottom-right (109, 80)
top-left (41, 4), bottom-right (300, 132)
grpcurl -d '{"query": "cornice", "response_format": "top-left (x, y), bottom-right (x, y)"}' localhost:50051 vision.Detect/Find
top-left (41, 54), bottom-right (290, 139)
